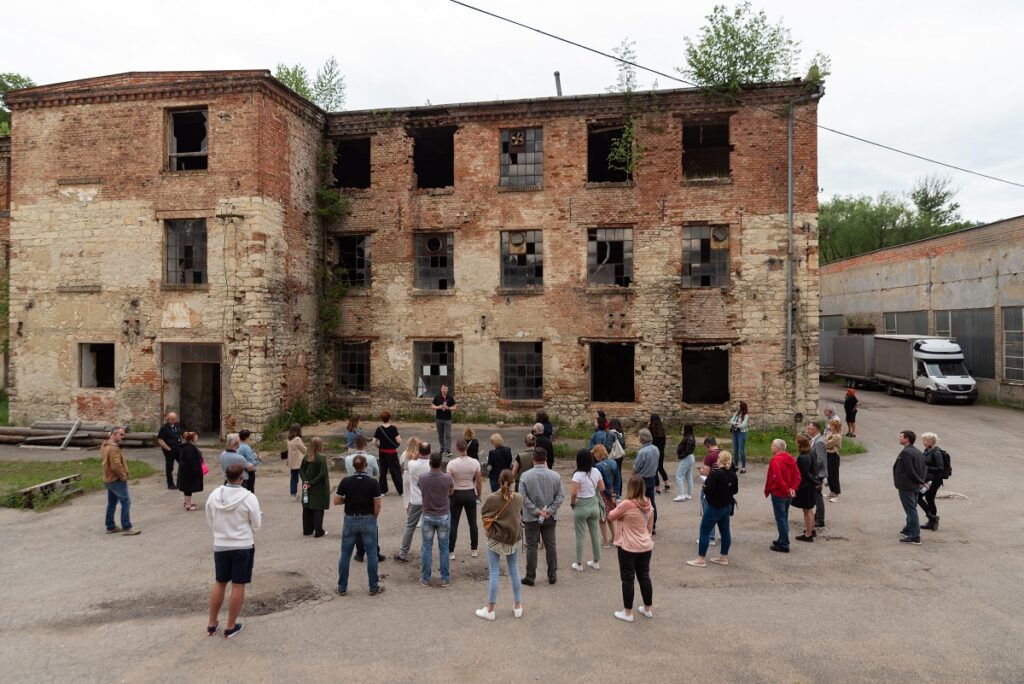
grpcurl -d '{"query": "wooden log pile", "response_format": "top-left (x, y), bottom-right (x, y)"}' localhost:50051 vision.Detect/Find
top-left (0, 421), bottom-right (158, 448)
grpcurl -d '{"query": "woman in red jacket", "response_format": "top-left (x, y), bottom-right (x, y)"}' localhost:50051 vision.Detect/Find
top-left (764, 438), bottom-right (801, 553)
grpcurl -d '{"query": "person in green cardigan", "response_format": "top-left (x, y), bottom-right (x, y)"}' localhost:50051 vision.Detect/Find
top-left (300, 436), bottom-right (331, 538)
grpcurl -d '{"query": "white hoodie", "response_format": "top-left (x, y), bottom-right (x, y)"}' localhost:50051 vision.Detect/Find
top-left (205, 484), bottom-right (262, 549)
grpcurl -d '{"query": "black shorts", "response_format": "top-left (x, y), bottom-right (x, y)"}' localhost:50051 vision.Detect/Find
top-left (214, 547), bottom-right (255, 584)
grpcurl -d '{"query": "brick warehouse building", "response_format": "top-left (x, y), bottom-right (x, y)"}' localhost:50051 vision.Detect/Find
top-left (0, 70), bottom-right (822, 433)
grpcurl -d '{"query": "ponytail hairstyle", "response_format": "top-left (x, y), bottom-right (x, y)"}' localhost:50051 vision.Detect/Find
top-left (498, 469), bottom-right (514, 500)
top-left (309, 436), bottom-right (323, 462)
top-left (183, 431), bottom-right (199, 443)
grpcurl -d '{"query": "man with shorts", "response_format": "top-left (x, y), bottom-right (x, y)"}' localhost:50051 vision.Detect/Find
top-left (206, 463), bottom-right (262, 638)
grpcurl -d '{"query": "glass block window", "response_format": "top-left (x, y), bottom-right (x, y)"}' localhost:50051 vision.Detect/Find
top-left (500, 342), bottom-right (543, 400)
top-left (587, 228), bottom-right (633, 287)
top-left (414, 233), bottom-right (454, 290)
top-left (165, 219), bottom-right (208, 285)
top-left (682, 225), bottom-right (729, 288)
top-left (1004, 306), bottom-right (1023, 382)
top-left (414, 341), bottom-right (454, 398)
top-left (500, 230), bottom-right (543, 289)
top-left (335, 342), bottom-right (370, 395)
top-left (336, 235), bottom-right (371, 287)
top-left (500, 128), bottom-right (543, 188)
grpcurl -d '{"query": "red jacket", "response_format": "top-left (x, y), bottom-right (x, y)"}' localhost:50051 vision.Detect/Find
top-left (764, 452), bottom-right (801, 498)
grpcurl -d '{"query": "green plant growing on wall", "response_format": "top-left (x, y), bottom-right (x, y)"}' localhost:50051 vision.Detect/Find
top-left (315, 143), bottom-right (349, 223)
top-left (0, 277), bottom-right (8, 355)
top-left (319, 266), bottom-right (349, 334)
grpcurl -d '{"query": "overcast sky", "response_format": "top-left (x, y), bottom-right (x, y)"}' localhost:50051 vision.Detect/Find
top-left (4, 0), bottom-right (1023, 222)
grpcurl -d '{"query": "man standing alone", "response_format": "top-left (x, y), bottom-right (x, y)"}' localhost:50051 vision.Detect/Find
top-left (519, 448), bottom-right (564, 585)
top-left (206, 463), bottom-right (261, 638)
top-left (764, 439), bottom-right (800, 553)
top-left (419, 452), bottom-right (455, 587)
top-left (893, 430), bottom-right (927, 545)
top-left (102, 426), bottom-right (141, 536)
top-left (432, 384), bottom-right (457, 457)
top-left (334, 455), bottom-right (386, 596)
top-left (157, 411), bottom-right (182, 490)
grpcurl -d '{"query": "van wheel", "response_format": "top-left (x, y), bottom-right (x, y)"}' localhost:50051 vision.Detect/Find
top-left (886, 384), bottom-right (895, 396)
top-left (925, 390), bottom-right (936, 404)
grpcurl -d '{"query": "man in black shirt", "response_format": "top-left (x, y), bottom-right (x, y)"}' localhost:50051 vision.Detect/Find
top-left (533, 423), bottom-right (555, 469)
top-left (432, 384), bottom-right (457, 457)
top-left (157, 412), bottom-right (182, 490)
top-left (334, 455), bottom-right (385, 596)
top-left (893, 430), bottom-right (927, 545)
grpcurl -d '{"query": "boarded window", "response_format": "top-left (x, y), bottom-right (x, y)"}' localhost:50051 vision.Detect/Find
top-left (501, 341), bottom-right (543, 400)
top-left (683, 122), bottom-right (729, 179)
top-left (500, 230), bottom-right (543, 289)
top-left (1004, 306), bottom-right (1024, 382)
top-left (165, 219), bottom-right (207, 285)
top-left (587, 125), bottom-right (630, 182)
top-left (335, 342), bottom-right (370, 395)
top-left (333, 137), bottom-right (371, 189)
top-left (884, 311), bottom-right (927, 335)
top-left (500, 128), bottom-right (543, 188)
top-left (336, 235), bottom-right (371, 287)
top-left (682, 225), bottom-right (729, 287)
top-left (587, 228), bottom-right (633, 287)
top-left (414, 233), bottom-right (454, 290)
top-left (169, 109), bottom-right (208, 170)
top-left (412, 126), bottom-right (456, 189)
top-left (590, 343), bottom-right (634, 402)
top-left (682, 346), bottom-right (730, 404)
top-left (80, 343), bottom-right (115, 388)
top-left (934, 308), bottom-right (995, 379)
top-left (414, 341), bottom-right (454, 398)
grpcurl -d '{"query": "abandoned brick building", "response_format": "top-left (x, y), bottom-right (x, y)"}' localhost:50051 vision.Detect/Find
top-left (0, 70), bottom-right (822, 433)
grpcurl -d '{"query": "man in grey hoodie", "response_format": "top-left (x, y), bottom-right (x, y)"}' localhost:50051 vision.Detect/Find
top-left (206, 463), bottom-right (262, 639)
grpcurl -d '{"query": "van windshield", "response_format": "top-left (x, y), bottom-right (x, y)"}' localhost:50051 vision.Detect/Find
top-left (926, 361), bottom-right (969, 377)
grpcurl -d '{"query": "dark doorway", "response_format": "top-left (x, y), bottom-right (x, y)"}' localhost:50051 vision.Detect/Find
top-left (590, 343), bottom-right (635, 402)
top-left (682, 347), bottom-right (730, 404)
top-left (180, 363), bottom-right (221, 434)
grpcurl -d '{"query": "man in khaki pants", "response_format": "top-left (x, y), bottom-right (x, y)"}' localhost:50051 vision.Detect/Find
top-left (102, 426), bottom-right (141, 535)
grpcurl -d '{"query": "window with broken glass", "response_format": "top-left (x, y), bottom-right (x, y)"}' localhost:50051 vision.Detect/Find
top-left (335, 342), bottom-right (371, 395)
top-left (165, 219), bottom-right (208, 285)
top-left (414, 233), bottom-right (454, 290)
top-left (168, 109), bottom-right (208, 170)
top-left (682, 122), bottom-right (730, 179)
top-left (587, 228), bottom-right (633, 287)
top-left (336, 235), bottom-right (372, 287)
top-left (499, 128), bottom-right (543, 188)
top-left (682, 225), bottom-right (729, 288)
top-left (414, 341), bottom-right (454, 398)
top-left (500, 230), bottom-right (543, 289)
top-left (500, 341), bottom-right (543, 400)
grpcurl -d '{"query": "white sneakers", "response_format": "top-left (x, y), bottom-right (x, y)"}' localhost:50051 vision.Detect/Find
top-left (586, 560), bottom-right (601, 570)
top-left (614, 610), bottom-right (634, 623)
top-left (471, 550), bottom-right (479, 558)
top-left (638, 606), bottom-right (653, 619)
top-left (449, 553), bottom-right (456, 561)
top-left (673, 495), bottom-right (691, 502)
top-left (476, 605), bottom-right (524, 620)
top-left (513, 605), bottom-right (524, 618)
top-left (830, 496), bottom-right (842, 503)
top-left (571, 562), bottom-right (584, 572)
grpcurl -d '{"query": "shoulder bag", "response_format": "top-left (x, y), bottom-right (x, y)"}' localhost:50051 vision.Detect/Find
top-left (483, 494), bottom-right (514, 533)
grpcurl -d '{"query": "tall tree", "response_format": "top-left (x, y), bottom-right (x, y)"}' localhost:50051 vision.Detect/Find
top-left (274, 58), bottom-right (346, 111)
top-left (910, 173), bottom-right (962, 232)
top-left (0, 73), bottom-right (37, 135)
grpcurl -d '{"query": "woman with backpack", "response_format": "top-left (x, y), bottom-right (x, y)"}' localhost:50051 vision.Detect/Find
top-left (607, 418), bottom-right (626, 474)
top-left (919, 432), bottom-right (946, 531)
top-left (475, 469), bottom-right (523, 620)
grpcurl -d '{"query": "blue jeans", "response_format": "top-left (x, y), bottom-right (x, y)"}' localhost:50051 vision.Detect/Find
top-left (487, 547), bottom-right (522, 604)
top-left (732, 431), bottom-right (748, 469)
top-left (105, 480), bottom-right (132, 530)
top-left (676, 456), bottom-right (694, 496)
top-left (699, 490), bottom-right (716, 541)
top-left (338, 515), bottom-right (380, 592)
top-left (421, 513), bottom-right (451, 582)
top-left (899, 489), bottom-right (921, 539)
top-left (644, 477), bottom-right (658, 531)
top-left (771, 495), bottom-right (791, 549)
top-left (289, 469), bottom-right (300, 496)
top-left (698, 504), bottom-right (732, 556)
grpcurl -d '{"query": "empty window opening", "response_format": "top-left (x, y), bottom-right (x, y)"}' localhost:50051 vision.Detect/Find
top-left (588, 228), bottom-right (633, 287)
top-left (169, 109), bottom-right (208, 171)
top-left (501, 342), bottom-right (543, 400)
top-left (500, 128), bottom-right (543, 187)
top-left (683, 122), bottom-right (730, 179)
top-left (1004, 306), bottom-right (1023, 382)
top-left (590, 343), bottom-right (635, 402)
top-left (884, 310), bottom-right (928, 335)
top-left (336, 234), bottom-right (372, 287)
top-left (501, 230), bottom-right (543, 289)
top-left (414, 341), bottom-right (455, 398)
top-left (335, 342), bottom-right (371, 395)
top-left (333, 137), bottom-right (371, 189)
top-left (414, 232), bottom-right (454, 290)
top-left (80, 343), bottom-right (115, 388)
top-left (587, 125), bottom-right (631, 182)
top-left (412, 126), bottom-right (456, 189)
top-left (682, 346), bottom-right (730, 404)
top-left (682, 225), bottom-right (730, 288)
top-left (165, 219), bottom-right (208, 285)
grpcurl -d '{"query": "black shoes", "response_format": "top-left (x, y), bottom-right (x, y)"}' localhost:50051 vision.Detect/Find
top-left (796, 534), bottom-right (814, 542)
top-left (770, 542), bottom-right (790, 553)
top-left (354, 554), bottom-right (364, 563)
top-left (370, 586), bottom-right (386, 596)
top-left (224, 623), bottom-right (244, 639)
top-left (522, 578), bottom-right (535, 586)
top-left (394, 555), bottom-right (409, 564)
top-left (549, 577), bottom-right (557, 585)
top-left (899, 536), bottom-right (922, 545)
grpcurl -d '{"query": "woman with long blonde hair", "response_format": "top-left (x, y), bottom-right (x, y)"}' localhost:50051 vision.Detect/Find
top-left (299, 436), bottom-right (330, 538)
top-left (606, 475), bottom-right (655, 622)
top-left (475, 469), bottom-right (524, 621)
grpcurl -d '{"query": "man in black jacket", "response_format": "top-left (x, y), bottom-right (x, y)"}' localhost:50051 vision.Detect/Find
top-left (893, 430), bottom-right (927, 545)
top-left (533, 423), bottom-right (555, 469)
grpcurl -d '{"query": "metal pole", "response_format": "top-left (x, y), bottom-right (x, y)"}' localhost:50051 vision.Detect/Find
top-left (786, 103), bottom-right (795, 371)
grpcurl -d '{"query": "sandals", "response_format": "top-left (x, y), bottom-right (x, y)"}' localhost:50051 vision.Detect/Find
top-left (207, 623), bottom-right (218, 636)
top-left (185, 503), bottom-right (199, 511)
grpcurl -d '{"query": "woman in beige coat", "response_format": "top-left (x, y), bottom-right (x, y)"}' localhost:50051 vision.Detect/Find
top-left (287, 423), bottom-right (307, 499)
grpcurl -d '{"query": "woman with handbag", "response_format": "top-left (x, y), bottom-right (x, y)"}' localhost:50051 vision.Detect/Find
top-left (570, 448), bottom-right (605, 572)
top-left (729, 401), bottom-right (750, 473)
top-left (177, 431), bottom-right (205, 511)
top-left (592, 444), bottom-right (620, 547)
top-left (606, 474), bottom-right (655, 622)
top-left (475, 469), bottom-right (524, 621)
top-left (299, 436), bottom-right (330, 538)
top-left (686, 451), bottom-right (739, 567)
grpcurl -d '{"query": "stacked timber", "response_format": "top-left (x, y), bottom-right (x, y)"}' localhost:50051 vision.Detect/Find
top-left (0, 420), bottom-right (158, 448)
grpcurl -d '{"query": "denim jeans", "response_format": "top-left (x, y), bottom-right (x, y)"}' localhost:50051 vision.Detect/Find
top-left (676, 456), bottom-right (694, 496)
top-left (644, 476), bottom-right (658, 531)
top-left (770, 495), bottom-right (791, 549)
top-left (731, 431), bottom-right (748, 469)
top-left (699, 490), bottom-right (716, 541)
top-left (338, 515), bottom-right (380, 592)
top-left (421, 513), bottom-right (451, 582)
top-left (398, 503), bottom-right (423, 559)
top-left (899, 489), bottom-right (921, 539)
top-left (289, 469), bottom-right (300, 496)
top-left (487, 547), bottom-right (522, 604)
top-left (105, 480), bottom-right (132, 530)
top-left (698, 504), bottom-right (732, 556)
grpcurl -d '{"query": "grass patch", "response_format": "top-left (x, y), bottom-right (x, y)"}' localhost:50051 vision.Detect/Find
top-left (0, 389), bottom-right (8, 426)
top-left (678, 424), bottom-right (866, 462)
top-left (976, 394), bottom-right (1024, 411)
top-left (0, 458), bottom-right (156, 511)
top-left (263, 398), bottom-right (348, 440)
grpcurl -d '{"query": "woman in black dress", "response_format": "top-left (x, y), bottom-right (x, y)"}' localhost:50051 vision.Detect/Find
top-left (649, 414), bottom-right (669, 493)
top-left (844, 389), bottom-right (860, 437)
top-left (792, 434), bottom-right (819, 542)
top-left (177, 431), bottom-right (205, 511)
top-left (463, 427), bottom-right (480, 460)
top-left (487, 433), bottom-right (514, 492)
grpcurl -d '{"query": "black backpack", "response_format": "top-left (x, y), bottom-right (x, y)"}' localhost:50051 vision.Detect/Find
top-left (940, 448), bottom-right (952, 479)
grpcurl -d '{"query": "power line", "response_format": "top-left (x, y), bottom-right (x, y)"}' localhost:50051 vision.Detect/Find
top-left (448, 0), bottom-right (1024, 191)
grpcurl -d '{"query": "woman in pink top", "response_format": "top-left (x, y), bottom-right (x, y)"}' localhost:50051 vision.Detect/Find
top-left (606, 474), bottom-right (655, 623)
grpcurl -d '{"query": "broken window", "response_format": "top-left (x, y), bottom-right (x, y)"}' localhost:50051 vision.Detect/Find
top-left (168, 109), bottom-right (208, 171)
top-left (165, 219), bottom-right (208, 285)
top-left (500, 128), bottom-right (543, 188)
top-left (411, 126), bottom-right (456, 189)
top-left (335, 342), bottom-right (371, 395)
top-left (682, 225), bottom-right (730, 288)
top-left (682, 346), bottom-right (730, 404)
top-left (333, 137), bottom-right (371, 189)
top-left (501, 341), bottom-right (543, 400)
top-left (336, 234), bottom-right (372, 287)
top-left (414, 341), bottom-right (454, 398)
top-left (1004, 306), bottom-right (1023, 382)
top-left (80, 343), bottom-right (115, 388)
top-left (500, 230), bottom-right (543, 289)
top-left (590, 343), bottom-right (635, 402)
top-left (414, 232), bottom-right (454, 290)
top-left (588, 228), bottom-right (633, 287)
top-left (682, 122), bottom-right (730, 179)
top-left (587, 124), bottom-right (631, 182)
